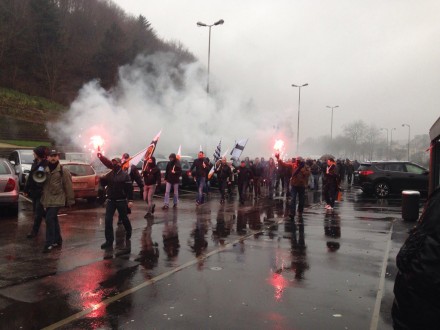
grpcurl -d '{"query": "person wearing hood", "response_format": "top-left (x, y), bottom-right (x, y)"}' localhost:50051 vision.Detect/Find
top-left (121, 152), bottom-right (144, 200)
top-left (40, 149), bottom-right (75, 253)
top-left (323, 158), bottom-right (340, 210)
top-left (215, 157), bottom-right (232, 204)
top-left (163, 153), bottom-right (182, 209)
top-left (142, 156), bottom-right (161, 218)
top-left (97, 153), bottom-right (133, 250)
top-left (24, 146), bottom-right (48, 239)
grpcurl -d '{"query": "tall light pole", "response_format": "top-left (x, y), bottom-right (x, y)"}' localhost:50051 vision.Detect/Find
top-left (197, 19), bottom-right (224, 94)
top-left (390, 127), bottom-right (396, 159)
top-left (380, 128), bottom-right (389, 159)
top-left (402, 123), bottom-right (411, 161)
top-left (292, 83), bottom-right (308, 155)
top-left (326, 105), bottom-right (339, 140)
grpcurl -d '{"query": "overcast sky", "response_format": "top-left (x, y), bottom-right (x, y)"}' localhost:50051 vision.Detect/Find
top-left (109, 0), bottom-right (439, 154)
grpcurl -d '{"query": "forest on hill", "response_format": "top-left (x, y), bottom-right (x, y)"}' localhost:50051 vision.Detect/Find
top-left (0, 0), bottom-right (196, 105)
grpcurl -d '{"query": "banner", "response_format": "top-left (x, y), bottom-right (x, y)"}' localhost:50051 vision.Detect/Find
top-left (230, 138), bottom-right (248, 160)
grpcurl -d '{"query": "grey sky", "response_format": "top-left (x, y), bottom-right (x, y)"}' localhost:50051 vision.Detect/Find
top-left (109, 0), bottom-right (439, 154)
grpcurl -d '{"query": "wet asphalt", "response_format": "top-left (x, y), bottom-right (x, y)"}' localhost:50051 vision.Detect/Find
top-left (0, 183), bottom-right (423, 330)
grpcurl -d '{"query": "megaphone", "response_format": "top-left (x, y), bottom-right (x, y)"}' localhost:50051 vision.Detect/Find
top-left (33, 166), bottom-right (47, 183)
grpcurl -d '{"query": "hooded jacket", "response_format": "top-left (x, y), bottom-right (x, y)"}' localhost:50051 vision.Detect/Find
top-left (143, 158), bottom-right (161, 186)
top-left (277, 158), bottom-right (310, 187)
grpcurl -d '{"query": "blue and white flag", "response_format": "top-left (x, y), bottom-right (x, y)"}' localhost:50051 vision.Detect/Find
top-left (230, 138), bottom-right (248, 160)
top-left (213, 139), bottom-right (222, 163)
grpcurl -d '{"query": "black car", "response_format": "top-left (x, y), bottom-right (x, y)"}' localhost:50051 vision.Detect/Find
top-left (354, 161), bottom-right (429, 197)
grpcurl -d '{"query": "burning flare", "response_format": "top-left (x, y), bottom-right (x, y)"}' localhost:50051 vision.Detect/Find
top-left (90, 135), bottom-right (105, 153)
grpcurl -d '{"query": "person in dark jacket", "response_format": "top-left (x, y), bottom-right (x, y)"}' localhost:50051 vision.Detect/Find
top-left (190, 151), bottom-right (210, 206)
top-left (98, 154), bottom-right (133, 249)
top-left (323, 158), bottom-right (340, 210)
top-left (122, 153), bottom-right (144, 200)
top-left (24, 146), bottom-right (48, 238)
top-left (142, 156), bottom-right (161, 218)
top-left (264, 157), bottom-right (277, 199)
top-left (251, 158), bottom-right (264, 199)
top-left (234, 160), bottom-right (253, 205)
top-left (392, 187), bottom-right (440, 330)
top-left (163, 153), bottom-right (182, 209)
top-left (215, 157), bottom-right (232, 204)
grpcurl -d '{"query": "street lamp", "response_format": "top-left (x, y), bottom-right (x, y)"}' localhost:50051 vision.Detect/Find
top-left (380, 128), bottom-right (389, 159)
top-left (402, 123), bottom-right (411, 161)
top-left (196, 19), bottom-right (224, 93)
top-left (326, 105), bottom-right (339, 140)
top-left (292, 83), bottom-right (308, 155)
top-left (390, 128), bottom-right (396, 159)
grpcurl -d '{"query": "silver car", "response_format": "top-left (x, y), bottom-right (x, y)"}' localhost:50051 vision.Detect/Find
top-left (0, 158), bottom-right (19, 215)
top-left (8, 149), bottom-right (34, 189)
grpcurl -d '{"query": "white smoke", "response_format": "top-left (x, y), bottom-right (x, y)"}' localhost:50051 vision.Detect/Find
top-left (50, 52), bottom-right (287, 159)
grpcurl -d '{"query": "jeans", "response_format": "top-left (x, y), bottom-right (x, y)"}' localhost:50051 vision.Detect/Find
top-left (218, 179), bottom-right (227, 200)
top-left (196, 177), bottom-right (206, 204)
top-left (144, 184), bottom-right (157, 212)
top-left (290, 186), bottom-right (306, 216)
top-left (45, 207), bottom-right (61, 247)
top-left (105, 200), bottom-right (132, 243)
top-left (164, 182), bottom-right (179, 206)
top-left (31, 195), bottom-right (45, 234)
top-left (238, 181), bottom-right (248, 203)
top-left (312, 174), bottom-right (320, 190)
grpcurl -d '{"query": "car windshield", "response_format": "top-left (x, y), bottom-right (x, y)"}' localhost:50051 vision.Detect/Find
top-left (63, 164), bottom-right (95, 176)
top-left (20, 151), bottom-right (34, 163)
top-left (157, 162), bottom-right (167, 171)
top-left (0, 161), bottom-right (12, 174)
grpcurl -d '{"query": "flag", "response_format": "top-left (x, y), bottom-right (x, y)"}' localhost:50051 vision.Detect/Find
top-left (121, 146), bottom-right (148, 171)
top-left (208, 139), bottom-right (222, 180)
top-left (230, 138), bottom-right (248, 160)
top-left (213, 139), bottom-right (221, 163)
top-left (141, 130), bottom-right (162, 172)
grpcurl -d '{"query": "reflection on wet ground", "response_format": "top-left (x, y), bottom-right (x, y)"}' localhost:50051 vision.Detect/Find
top-left (0, 184), bottom-right (423, 329)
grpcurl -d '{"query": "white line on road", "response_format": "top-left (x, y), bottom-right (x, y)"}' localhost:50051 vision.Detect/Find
top-left (370, 223), bottom-right (394, 330)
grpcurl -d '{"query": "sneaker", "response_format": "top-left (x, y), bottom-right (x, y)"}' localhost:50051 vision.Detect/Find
top-left (126, 232), bottom-right (132, 240)
top-left (101, 242), bottom-right (113, 249)
top-left (151, 204), bottom-right (156, 214)
top-left (43, 245), bottom-right (53, 253)
top-left (52, 241), bottom-right (62, 248)
top-left (26, 232), bottom-right (37, 239)
top-left (144, 212), bottom-right (152, 219)
top-left (173, 204), bottom-right (177, 208)
top-left (325, 204), bottom-right (331, 209)
top-left (162, 205), bottom-right (169, 210)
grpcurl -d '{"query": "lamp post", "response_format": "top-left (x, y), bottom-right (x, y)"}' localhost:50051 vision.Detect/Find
top-left (380, 128), bottom-right (389, 159)
top-left (291, 83), bottom-right (308, 155)
top-left (326, 105), bottom-right (339, 140)
top-left (390, 128), bottom-right (396, 159)
top-left (402, 123), bottom-right (411, 161)
top-left (196, 19), bottom-right (224, 94)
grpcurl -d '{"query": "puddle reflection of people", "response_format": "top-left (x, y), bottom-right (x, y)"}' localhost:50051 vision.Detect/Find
top-left (236, 209), bottom-right (247, 235)
top-left (324, 212), bottom-right (341, 252)
top-left (284, 220), bottom-right (309, 280)
top-left (135, 218), bottom-right (159, 269)
top-left (189, 210), bottom-right (208, 258)
top-left (162, 210), bottom-right (180, 263)
top-left (212, 208), bottom-right (231, 246)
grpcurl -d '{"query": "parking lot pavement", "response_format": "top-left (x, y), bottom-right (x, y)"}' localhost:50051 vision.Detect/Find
top-left (0, 185), bottom-right (423, 329)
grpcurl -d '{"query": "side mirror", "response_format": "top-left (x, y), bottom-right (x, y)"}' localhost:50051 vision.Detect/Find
top-left (10, 160), bottom-right (16, 165)
top-left (15, 169), bottom-right (20, 175)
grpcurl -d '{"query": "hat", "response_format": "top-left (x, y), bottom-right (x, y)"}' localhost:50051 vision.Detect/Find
top-left (34, 146), bottom-right (47, 158)
top-left (48, 149), bottom-right (60, 156)
top-left (122, 153), bottom-right (130, 159)
top-left (111, 157), bottom-right (122, 163)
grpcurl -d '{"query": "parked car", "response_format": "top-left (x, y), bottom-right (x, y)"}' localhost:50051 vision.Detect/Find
top-left (0, 158), bottom-right (19, 214)
top-left (181, 159), bottom-right (196, 188)
top-left (60, 161), bottom-right (100, 202)
top-left (8, 149), bottom-right (34, 189)
top-left (354, 161), bottom-right (429, 197)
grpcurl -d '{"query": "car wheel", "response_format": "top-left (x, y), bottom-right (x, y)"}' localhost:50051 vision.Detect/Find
top-left (374, 182), bottom-right (390, 198)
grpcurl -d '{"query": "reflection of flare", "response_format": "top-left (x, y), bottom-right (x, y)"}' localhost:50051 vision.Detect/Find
top-left (269, 272), bottom-right (288, 301)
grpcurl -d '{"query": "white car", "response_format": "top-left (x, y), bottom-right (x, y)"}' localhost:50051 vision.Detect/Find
top-left (8, 149), bottom-right (34, 189)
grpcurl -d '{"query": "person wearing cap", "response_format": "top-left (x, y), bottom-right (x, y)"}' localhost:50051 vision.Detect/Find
top-left (215, 157), bottom-right (232, 204)
top-left (40, 149), bottom-right (75, 253)
top-left (142, 156), bottom-right (161, 217)
top-left (275, 154), bottom-right (310, 219)
top-left (163, 153), bottom-right (182, 209)
top-left (97, 153), bottom-right (134, 249)
top-left (24, 146), bottom-right (48, 238)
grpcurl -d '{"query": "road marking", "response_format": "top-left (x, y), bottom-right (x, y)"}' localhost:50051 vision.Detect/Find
top-left (370, 223), bottom-right (393, 330)
top-left (42, 215), bottom-right (284, 330)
